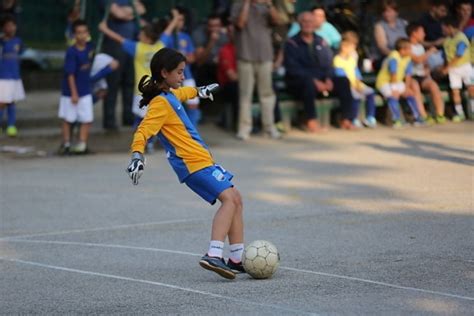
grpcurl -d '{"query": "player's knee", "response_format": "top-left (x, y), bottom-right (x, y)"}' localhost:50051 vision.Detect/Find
top-left (230, 189), bottom-right (243, 213)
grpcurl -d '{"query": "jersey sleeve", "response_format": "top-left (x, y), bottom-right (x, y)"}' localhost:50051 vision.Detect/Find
top-left (122, 39), bottom-right (137, 57)
top-left (159, 33), bottom-right (173, 48)
top-left (171, 87), bottom-right (198, 102)
top-left (388, 58), bottom-right (398, 74)
top-left (131, 97), bottom-right (170, 153)
top-left (455, 41), bottom-right (468, 57)
top-left (64, 48), bottom-right (77, 75)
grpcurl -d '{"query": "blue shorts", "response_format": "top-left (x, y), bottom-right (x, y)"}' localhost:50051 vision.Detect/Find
top-left (184, 165), bottom-right (234, 205)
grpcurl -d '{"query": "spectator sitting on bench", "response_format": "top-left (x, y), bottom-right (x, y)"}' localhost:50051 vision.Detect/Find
top-left (375, 38), bottom-right (423, 128)
top-left (407, 22), bottom-right (446, 124)
top-left (283, 11), bottom-right (354, 132)
top-left (334, 35), bottom-right (377, 128)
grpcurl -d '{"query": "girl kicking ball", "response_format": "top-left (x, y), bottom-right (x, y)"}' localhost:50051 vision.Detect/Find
top-left (127, 48), bottom-right (245, 279)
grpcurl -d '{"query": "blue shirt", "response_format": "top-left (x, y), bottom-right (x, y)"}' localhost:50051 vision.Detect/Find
top-left (101, 0), bottom-right (137, 40)
top-left (160, 32), bottom-right (195, 80)
top-left (0, 37), bottom-right (23, 79)
top-left (284, 33), bottom-right (334, 81)
top-left (61, 43), bottom-right (95, 97)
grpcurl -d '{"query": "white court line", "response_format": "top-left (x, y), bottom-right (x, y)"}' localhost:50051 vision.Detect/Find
top-left (5, 239), bottom-right (474, 302)
top-left (0, 257), bottom-right (316, 315)
top-left (0, 218), bottom-right (201, 241)
top-left (279, 267), bottom-right (474, 302)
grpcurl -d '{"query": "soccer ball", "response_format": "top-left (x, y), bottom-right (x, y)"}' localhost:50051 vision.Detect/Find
top-left (242, 240), bottom-right (280, 279)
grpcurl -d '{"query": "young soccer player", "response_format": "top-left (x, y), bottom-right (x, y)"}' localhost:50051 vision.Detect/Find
top-left (58, 20), bottom-right (94, 155)
top-left (0, 15), bottom-right (24, 137)
top-left (127, 48), bottom-right (244, 280)
top-left (98, 20), bottom-right (164, 127)
top-left (334, 37), bottom-right (377, 128)
top-left (407, 22), bottom-right (446, 123)
top-left (376, 38), bottom-right (422, 128)
top-left (441, 16), bottom-right (474, 121)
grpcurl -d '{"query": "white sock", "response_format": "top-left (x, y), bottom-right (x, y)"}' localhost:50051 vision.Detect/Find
top-left (469, 99), bottom-right (474, 115)
top-left (207, 240), bottom-right (224, 258)
top-left (229, 243), bottom-right (244, 263)
top-left (454, 104), bottom-right (464, 116)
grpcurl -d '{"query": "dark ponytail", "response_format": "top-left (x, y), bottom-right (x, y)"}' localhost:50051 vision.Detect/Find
top-left (137, 48), bottom-right (187, 108)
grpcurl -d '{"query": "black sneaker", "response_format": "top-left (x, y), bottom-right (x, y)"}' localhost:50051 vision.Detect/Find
top-left (199, 254), bottom-right (236, 280)
top-left (227, 259), bottom-right (246, 274)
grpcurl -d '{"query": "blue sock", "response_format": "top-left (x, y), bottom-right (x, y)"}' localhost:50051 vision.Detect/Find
top-left (0, 107), bottom-right (4, 126)
top-left (406, 96), bottom-right (420, 119)
top-left (7, 103), bottom-right (16, 127)
top-left (352, 99), bottom-right (360, 120)
top-left (187, 108), bottom-right (200, 127)
top-left (387, 97), bottom-right (401, 121)
top-left (366, 93), bottom-right (376, 118)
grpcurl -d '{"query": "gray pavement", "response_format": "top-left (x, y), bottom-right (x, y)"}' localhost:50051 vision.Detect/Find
top-left (1, 90), bottom-right (474, 315)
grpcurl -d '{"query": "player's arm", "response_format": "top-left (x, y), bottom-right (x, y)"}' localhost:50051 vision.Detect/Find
top-left (98, 20), bottom-right (125, 44)
top-left (68, 74), bottom-right (79, 104)
top-left (131, 98), bottom-right (170, 154)
top-left (163, 9), bottom-right (180, 36)
top-left (64, 49), bottom-right (79, 104)
top-left (127, 99), bottom-right (170, 185)
top-left (109, 2), bottom-right (134, 21)
top-left (404, 62), bottom-right (414, 86)
top-left (388, 58), bottom-right (398, 84)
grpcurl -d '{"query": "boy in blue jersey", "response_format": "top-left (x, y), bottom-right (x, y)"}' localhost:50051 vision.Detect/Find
top-left (58, 20), bottom-right (95, 155)
top-left (160, 7), bottom-right (201, 127)
top-left (0, 15), bottom-right (24, 137)
top-left (127, 48), bottom-right (245, 280)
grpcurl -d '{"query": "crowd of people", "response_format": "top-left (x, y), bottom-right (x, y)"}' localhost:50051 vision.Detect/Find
top-left (0, 0), bottom-right (472, 153)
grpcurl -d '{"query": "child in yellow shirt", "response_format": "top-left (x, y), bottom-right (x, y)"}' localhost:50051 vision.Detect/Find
top-left (334, 36), bottom-right (377, 128)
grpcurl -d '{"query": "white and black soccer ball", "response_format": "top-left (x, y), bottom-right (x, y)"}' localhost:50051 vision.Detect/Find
top-left (242, 240), bottom-right (280, 279)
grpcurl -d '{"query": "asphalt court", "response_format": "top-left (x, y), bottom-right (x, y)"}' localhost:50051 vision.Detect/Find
top-left (1, 123), bottom-right (473, 314)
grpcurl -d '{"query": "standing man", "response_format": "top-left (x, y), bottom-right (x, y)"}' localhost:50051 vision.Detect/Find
top-left (101, 0), bottom-right (145, 131)
top-left (231, 0), bottom-right (281, 140)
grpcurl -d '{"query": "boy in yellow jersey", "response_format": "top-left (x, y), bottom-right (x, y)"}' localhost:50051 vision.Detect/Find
top-left (376, 38), bottom-right (422, 128)
top-left (127, 48), bottom-right (245, 280)
top-left (441, 16), bottom-right (474, 121)
top-left (99, 21), bottom-right (164, 126)
top-left (334, 37), bottom-right (377, 128)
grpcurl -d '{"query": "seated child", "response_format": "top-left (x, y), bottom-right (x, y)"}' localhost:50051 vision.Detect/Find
top-left (376, 38), bottom-right (423, 128)
top-left (441, 16), bottom-right (474, 121)
top-left (334, 35), bottom-right (377, 128)
top-left (407, 22), bottom-right (446, 123)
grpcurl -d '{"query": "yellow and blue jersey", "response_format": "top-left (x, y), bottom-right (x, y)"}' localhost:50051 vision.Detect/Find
top-left (131, 87), bottom-right (214, 182)
top-left (122, 39), bottom-right (165, 94)
top-left (443, 31), bottom-right (471, 67)
top-left (376, 50), bottom-right (413, 89)
top-left (333, 54), bottom-right (362, 88)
